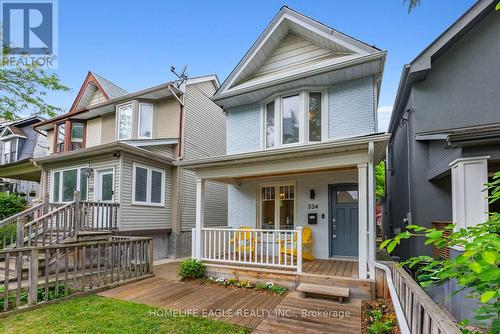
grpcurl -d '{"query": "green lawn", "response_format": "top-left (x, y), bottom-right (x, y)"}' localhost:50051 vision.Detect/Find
top-left (0, 295), bottom-right (250, 334)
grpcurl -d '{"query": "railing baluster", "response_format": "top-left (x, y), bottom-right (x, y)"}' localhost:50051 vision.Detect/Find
top-left (4, 252), bottom-right (10, 311)
top-left (64, 248), bottom-right (69, 295)
top-left (16, 252), bottom-right (22, 307)
top-left (55, 248), bottom-right (60, 298)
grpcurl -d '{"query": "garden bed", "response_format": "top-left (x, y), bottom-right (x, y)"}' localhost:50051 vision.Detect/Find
top-left (362, 298), bottom-right (400, 334)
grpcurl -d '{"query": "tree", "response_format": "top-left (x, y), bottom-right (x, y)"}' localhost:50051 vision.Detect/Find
top-left (381, 171), bottom-right (500, 333)
top-left (375, 161), bottom-right (385, 201)
top-left (406, 0), bottom-right (500, 13)
top-left (1, 47), bottom-right (69, 121)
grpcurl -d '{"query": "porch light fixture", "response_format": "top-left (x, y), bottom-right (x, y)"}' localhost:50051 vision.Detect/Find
top-left (310, 189), bottom-right (315, 200)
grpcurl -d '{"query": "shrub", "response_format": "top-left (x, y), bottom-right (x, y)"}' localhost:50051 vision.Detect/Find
top-left (0, 192), bottom-right (25, 220)
top-left (177, 259), bottom-right (205, 280)
top-left (367, 319), bottom-right (394, 334)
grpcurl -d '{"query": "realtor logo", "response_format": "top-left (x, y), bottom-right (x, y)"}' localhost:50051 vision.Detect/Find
top-left (1, 0), bottom-right (58, 68)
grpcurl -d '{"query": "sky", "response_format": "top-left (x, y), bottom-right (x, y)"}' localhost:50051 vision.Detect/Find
top-left (44, 0), bottom-right (477, 131)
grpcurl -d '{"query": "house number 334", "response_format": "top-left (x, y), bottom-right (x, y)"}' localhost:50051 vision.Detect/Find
top-left (307, 203), bottom-right (319, 209)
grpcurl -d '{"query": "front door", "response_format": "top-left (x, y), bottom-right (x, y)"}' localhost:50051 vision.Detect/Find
top-left (94, 169), bottom-right (114, 229)
top-left (329, 185), bottom-right (359, 257)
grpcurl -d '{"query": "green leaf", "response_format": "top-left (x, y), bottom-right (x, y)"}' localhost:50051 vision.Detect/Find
top-left (469, 262), bottom-right (482, 274)
top-left (481, 251), bottom-right (497, 265)
top-left (387, 241), bottom-right (398, 254)
top-left (480, 291), bottom-right (496, 303)
top-left (496, 1), bottom-right (500, 11)
top-left (379, 239), bottom-right (391, 250)
top-left (425, 230), bottom-right (443, 239)
top-left (463, 250), bottom-right (476, 258)
top-left (444, 224), bottom-right (455, 230)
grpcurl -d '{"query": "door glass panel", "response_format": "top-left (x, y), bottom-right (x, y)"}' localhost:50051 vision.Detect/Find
top-left (261, 187), bottom-right (275, 229)
top-left (53, 171), bottom-right (60, 202)
top-left (279, 185), bottom-right (294, 230)
top-left (281, 95), bottom-right (300, 144)
top-left (62, 169), bottom-right (77, 202)
top-left (308, 92), bottom-right (322, 142)
top-left (336, 190), bottom-right (358, 204)
top-left (101, 173), bottom-right (113, 201)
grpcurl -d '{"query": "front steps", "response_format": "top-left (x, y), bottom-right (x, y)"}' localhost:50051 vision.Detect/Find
top-left (297, 282), bottom-right (350, 303)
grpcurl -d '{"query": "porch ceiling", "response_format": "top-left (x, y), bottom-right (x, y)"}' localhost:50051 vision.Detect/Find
top-left (180, 134), bottom-right (388, 183)
top-left (0, 159), bottom-right (41, 182)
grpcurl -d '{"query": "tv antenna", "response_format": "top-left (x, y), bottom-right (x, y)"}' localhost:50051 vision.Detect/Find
top-left (170, 65), bottom-right (188, 88)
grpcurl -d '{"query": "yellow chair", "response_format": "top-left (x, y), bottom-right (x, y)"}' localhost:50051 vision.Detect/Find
top-left (280, 227), bottom-right (315, 262)
top-left (231, 226), bottom-right (256, 258)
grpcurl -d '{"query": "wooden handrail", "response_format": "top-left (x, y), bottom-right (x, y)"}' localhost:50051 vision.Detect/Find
top-left (0, 203), bottom-right (44, 227)
top-left (23, 201), bottom-right (75, 229)
top-left (392, 264), bottom-right (460, 334)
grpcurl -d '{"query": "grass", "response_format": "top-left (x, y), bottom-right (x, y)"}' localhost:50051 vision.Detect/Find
top-left (0, 295), bottom-right (250, 334)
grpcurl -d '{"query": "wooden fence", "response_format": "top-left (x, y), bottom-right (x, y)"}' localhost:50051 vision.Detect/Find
top-left (392, 264), bottom-right (460, 334)
top-left (0, 236), bottom-right (153, 312)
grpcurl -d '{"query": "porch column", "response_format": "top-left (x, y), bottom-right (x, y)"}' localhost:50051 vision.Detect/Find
top-left (358, 163), bottom-right (368, 279)
top-left (367, 142), bottom-right (376, 279)
top-left (450, 156), bottom-right (489, 232)
top-left (194, 177), bottom-right (205, 260)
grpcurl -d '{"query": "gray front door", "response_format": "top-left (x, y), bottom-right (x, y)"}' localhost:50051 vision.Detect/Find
top-left (329, 185), bottom-right (359, 257)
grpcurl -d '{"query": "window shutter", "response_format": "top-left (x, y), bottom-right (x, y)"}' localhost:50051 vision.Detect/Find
top-left (150, 170), bottom-right (162, 203)
top-left (134, 167), bottom-right (148, 202)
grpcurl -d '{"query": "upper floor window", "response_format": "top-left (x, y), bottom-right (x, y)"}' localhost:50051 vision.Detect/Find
top-left (118, 103), bottom-right (133, 140)
top-left (70, 122), bottom-right (85, 150)
top-left (138, 103), bottom-right (153, 139)
top-left (54, 121), bottom-right (86, 153)
top-left (56, 123), bottom-right (65, 153)
top-left (2, 139), bottom-right (17, 164)
top-left (264, 90), bottom-right (326, 149)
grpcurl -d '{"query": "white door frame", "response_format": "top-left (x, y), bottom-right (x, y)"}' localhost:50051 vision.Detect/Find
top-left (94, 168), bottom-right (115, 202)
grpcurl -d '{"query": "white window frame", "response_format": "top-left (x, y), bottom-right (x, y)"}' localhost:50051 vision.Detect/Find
top-left (261, 88), bottom-right (328, 150)
top-left (257, 181), bottom-right (296, 230)
top-left (117, 102), bottom-right (134, 140)
top-left (132, 163), bottom-right (165, 206)
top-left (50, 166), bottom-right (88, 203)
top-left (94, 167), bottom-right (115, 202)
top-left (137, 102), bottom-right (154, 139)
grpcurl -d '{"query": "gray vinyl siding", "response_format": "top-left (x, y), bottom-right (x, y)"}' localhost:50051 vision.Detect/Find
top-left (226, 104), bottom-right (261, 154)
top-left (119, 152), bottom-right (172, 231)
top-left (140, 144), bottom-right (176, 159)
top-left (180, 80), bottom-right (228, 230)
top-left (44, 155), bottom-right (120, 203)
top-left (328, 76), bottom-right (376, 139)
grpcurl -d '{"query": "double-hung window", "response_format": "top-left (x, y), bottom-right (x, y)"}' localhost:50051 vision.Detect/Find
top-left (3, 139), bottom-right (16, 164)
top-left (52, 167), bottom-right (88, 202)
top-left (259, 183), bottom-right (295, 230)
top-left (132, 163), bottom-right (165, 206)
top-left (56, 123), bottom-right (65, 152)
top-left (264, 90), bottom-right (325, 149)
top-left (138, 103), bottom-right (153, 139)
top-left (118, 103), bottom-right (133, 140)
top-left (70, 122), bottom-right (85, 150)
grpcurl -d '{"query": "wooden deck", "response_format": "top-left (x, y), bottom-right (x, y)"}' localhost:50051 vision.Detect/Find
top-left (303, 259), bottom-right (359, 278)
top-left (98, 261), bottom-right (362, 333)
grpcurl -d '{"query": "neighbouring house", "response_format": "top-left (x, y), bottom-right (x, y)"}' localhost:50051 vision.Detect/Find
top-left (16, 71), bottom-right (228, 259)
top-left (0, 117), bottom-right (47, 202)
top-left (385, 0), bottom-right (500, 324)
top-left (181, 6), bottom-right (389, 295)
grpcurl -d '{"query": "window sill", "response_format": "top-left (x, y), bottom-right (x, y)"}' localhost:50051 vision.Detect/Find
top-left (131, 201), bottom-right (165, 208)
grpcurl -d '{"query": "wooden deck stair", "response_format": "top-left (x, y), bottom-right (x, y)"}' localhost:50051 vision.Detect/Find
top-left (297, 282), bottom-right (350, 303)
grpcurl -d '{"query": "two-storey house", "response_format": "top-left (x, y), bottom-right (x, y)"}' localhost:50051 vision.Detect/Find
top-left (0, 116), bottom-right (47, 201)
top-left (182, 7), bottom-right (389, 285)
top-left (31, 72), bottom-right (227, 259)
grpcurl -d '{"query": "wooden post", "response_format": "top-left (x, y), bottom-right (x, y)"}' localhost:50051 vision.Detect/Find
top-left (43, 195), bottom-right (49, 215)
top-left (358, 163), bottom-right (368, 279)
top-left (74, 191), bottom-right (81, 235)
top-left (28, 249), bottom-right (39, 305)
top-left (296, 227), bottom-right (303, 273)
top-left (194, 178), bottom-right (205, 260)
top-left (147, 239), bottom-right (154, 274)
top-left (16, 217), bottom-right (26, 248)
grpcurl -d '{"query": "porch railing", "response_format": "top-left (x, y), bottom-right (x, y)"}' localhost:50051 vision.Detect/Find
top-left (192, 227), bottom-right (303, 272)
top-left (0, 236), bottom-right (153, 312)
top-left (0, 203), bottom-right (45, 249)
top-left (392, 264), bottom-right (460, 334)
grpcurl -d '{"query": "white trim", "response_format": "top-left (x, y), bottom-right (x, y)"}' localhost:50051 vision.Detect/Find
top-left (94, 167), bottom-right (115, 202)
top-left (137, 102), bottom-right (154, 139)
top-left (116, 102), bottom-right (134, 140)
top-left (132, 162), bottom-right (166, 207)
top-left (257, 181), bottom-right (296, 230)
top-left (50, 165), bottom-right (89, 203)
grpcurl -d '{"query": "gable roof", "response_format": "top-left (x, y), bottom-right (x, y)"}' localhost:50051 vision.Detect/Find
top-left (0, 125), bottom-right (27, 139)
top-left (214, 6), bottom-right (382, 102)
top-left (69, 71), bottom-right (128, 113)
top-left (388, 0), bottom-right (496, 136)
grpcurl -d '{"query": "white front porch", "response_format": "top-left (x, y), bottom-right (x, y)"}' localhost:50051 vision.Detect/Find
top-left (185, 136), bottom-right (388, 279)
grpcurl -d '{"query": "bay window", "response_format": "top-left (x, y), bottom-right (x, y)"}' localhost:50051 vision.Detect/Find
top-left (263, 90), bottom-right (326, 149)
top-left (51, 167), bottom-right (88, 202)
top-left (132, 163), bottom-right (165, 206)
top-left (70, 122), bottom-right (85, 150)
top-left (138, 103), bottom-right (153, 139)
top-left (118, 103), bottom-right (133, 140)
top-left (259, 183), bottom-right (295, 230)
